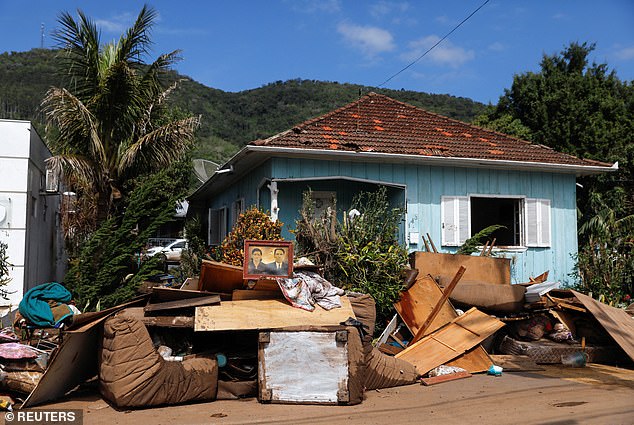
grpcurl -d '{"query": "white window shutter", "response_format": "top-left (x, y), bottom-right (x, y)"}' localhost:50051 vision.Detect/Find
top-left (525, 198), bottom-right (551, 247)
top-left (441, 196), bottom-right (469, 246)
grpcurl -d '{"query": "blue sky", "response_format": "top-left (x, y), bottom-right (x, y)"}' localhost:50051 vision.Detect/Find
top-left (0, 1), bottom-right (633, 104)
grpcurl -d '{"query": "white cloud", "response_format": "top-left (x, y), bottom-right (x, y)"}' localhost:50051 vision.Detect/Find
top-left (615, 45), bottom-right (634, 60)
top-left (289, 0), bottom-right (341, 13)
top-left (488, 41), bottom-right (505, 52)
top-left (95, 12), bottom-right (137, 34)
top-left (403, 35), bottom-right (474, 67)
top-left (337, 22), bottom-right (395, 56)
top-left (370, 1), bottom-right (409, 18)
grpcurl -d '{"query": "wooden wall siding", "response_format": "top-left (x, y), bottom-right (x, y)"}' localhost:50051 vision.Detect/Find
top-left (210, 157), bottom-right (579, 285)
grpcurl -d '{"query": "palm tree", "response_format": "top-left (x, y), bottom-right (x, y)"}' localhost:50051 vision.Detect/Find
top-left (42, 5), bottom-right (199, 226)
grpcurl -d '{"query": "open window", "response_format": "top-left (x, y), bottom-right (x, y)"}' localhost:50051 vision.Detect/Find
top-left (441, 196), bottom-right (550, 248)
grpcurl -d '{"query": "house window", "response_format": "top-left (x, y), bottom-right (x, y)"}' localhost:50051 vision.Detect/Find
top-left (231, 198), bottom-right (245, 228)
top-left (441, 196), bottom-right (550, 248)
top-left (208, 207), bottom-right (227, 246)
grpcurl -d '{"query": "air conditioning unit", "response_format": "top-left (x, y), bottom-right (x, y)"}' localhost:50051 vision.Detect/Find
top-left (0, 197), bottom-right (11, 228)
top-left (45, 168), bottom-right (59, 193)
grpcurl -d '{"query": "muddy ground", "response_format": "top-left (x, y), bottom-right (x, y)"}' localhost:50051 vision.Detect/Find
top-left (22, 363), bottom-right (634, 425)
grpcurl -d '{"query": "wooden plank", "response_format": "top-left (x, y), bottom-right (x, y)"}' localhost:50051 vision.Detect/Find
top-left (378, 343), bottom-right (403, 356)
top-left (395, 308), bottom-right (505, 375)
top-left (118, 307), bottom-right (194, 328)
top-left (393, 273), bottom-right (492, 373)
top-left (150, 287), bottom-right (217, 302)
top-left (144, 295), bottom-right (220, 313)
top-left (194, 296), bottom-right (355, 331)
top-left (411, 266), bottom-right (465, 343)
top-left (420, 370), bottom-right (472, 386)
top-left (409, 251), bottom-right (510, 285)
top-left (571, 290), bottom-right (634, 363)
top-left (232, 289), bottom-right (283, 301)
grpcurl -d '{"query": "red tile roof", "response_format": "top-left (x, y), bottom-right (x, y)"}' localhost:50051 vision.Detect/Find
top-left (252, 92), bottom-right (610, 167)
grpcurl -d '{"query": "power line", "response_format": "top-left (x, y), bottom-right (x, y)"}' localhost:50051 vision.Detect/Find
top-left (377, 0), bottom-right (490, 88)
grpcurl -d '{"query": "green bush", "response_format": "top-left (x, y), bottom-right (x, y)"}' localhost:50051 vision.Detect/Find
top-left (294, 187), bottom-right (408, 332)
top-left (63, 161), bottom-right (190, 310)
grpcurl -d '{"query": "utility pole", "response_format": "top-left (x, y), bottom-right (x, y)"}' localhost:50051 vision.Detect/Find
top-left (40, 23), bottom-right (44, 49)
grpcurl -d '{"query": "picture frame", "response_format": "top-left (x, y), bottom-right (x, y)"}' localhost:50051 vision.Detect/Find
top-left (243, 240), bottom-right (294, 280)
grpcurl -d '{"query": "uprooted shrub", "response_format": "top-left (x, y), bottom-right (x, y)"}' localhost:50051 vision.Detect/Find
top-left (294, 186), bottom-right (409, 332)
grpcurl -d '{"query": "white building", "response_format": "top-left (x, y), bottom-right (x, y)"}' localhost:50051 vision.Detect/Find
top-left (0, 120), bottom-right (65, 314)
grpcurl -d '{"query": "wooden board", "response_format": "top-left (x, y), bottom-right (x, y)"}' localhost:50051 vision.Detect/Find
top-left (258, 330), bottom-right (349, 404)
top-left (150, 287), bottom-right (217, 302)
top-left (395, 307), bottom-right (505, 375)
top-left (394, 274), bottom-right (492, 373)
top-left (420, 370), bottom-right (472, 386)
top-left (409, 251), bottom-right (510, 285)
top-left (144, 295), bottom-right (220, 313)
top-left (232, 289), bottom-right (283, 301)
top-left (194, 296), bottom-right (355, 331)
top-left (571, 290), bottom-right (634, 363)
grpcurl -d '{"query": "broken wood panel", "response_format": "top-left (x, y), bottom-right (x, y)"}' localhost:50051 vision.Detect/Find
top-left (194, 296), bottom-right (355, 331)
top-left (118, 307), bottom-right (194, 327)
top-left (394, 274), bottom-right (460, 336)
top-left (445, 345), bottom-right (492, 373)
top-left (144, 295), bottom-right (220, 313)
top-left (571, 290), bottom-right (634, 363)
top-left (258, 330), bottom-right (349, 404)
top-left (395, 308), bottom-right (505, 375)
top-left (411, 266), bottom-right (465, 343)
top-left (409, 251), bottom-right (510, 285)
top-left (420, 370), bottom-right (472, 386)
top-left (394, 273), bottom-right (492, 372)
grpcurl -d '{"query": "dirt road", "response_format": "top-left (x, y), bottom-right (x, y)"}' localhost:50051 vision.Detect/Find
top-left (31, 363), bottom-right (634, 425)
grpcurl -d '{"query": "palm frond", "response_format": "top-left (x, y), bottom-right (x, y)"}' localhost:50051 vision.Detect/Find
top-left (116, 5), bottom-right (156, 64)
top-left (117, 116), bottom-right (200, 179)
top-left (41, 87), bottom-right (106, 166)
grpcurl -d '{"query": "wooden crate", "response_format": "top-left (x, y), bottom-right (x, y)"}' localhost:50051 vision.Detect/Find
top-left (258, 329), bottom-right (350, 404)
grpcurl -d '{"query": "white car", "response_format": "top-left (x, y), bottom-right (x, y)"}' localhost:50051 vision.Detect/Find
top-left (145, 239), bottom-right (187, 261)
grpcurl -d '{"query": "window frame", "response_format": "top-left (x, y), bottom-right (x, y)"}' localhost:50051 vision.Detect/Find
top-left (441, 195), bottom-right (551, 249)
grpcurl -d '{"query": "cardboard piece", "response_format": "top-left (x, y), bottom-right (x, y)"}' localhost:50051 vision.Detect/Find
top-left (410, 251), bottom-right (510, 285)
top-left (571, 290), bottom-right (634, 363)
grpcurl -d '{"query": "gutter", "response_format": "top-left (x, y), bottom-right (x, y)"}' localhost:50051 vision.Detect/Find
top-left (246, 146), bottom-right (618, 176)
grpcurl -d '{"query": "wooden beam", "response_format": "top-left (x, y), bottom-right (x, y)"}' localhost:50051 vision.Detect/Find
top-left (144, 295), bottom-right (220, 313)
top-left (411, 266), bottom-right (466, 343)
top-left (420, 371), bottom-right (472, 386)
top-left (426, 233), bottom-right (438, 253)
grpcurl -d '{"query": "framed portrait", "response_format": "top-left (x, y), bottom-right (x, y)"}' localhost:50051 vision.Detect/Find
top-left (243, 240), bottom-right (293, 280)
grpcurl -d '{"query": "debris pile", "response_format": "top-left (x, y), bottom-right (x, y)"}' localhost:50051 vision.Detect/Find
top-left (1, 251), bottom-right (632, 411)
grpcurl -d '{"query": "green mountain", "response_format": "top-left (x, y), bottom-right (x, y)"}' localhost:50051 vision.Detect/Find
top-left (0, 48), bottom-right (487, 164)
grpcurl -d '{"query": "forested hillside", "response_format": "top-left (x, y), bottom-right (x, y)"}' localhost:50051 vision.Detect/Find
top-left (0, 48), bottom-right (486, 163)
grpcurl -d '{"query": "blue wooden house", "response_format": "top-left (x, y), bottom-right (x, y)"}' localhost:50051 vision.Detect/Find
top-left (188, 93), bottom-right (616, 285)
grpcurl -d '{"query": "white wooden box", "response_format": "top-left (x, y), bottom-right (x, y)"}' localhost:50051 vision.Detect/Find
top-left (258, 329), bottom-right (350, 404)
